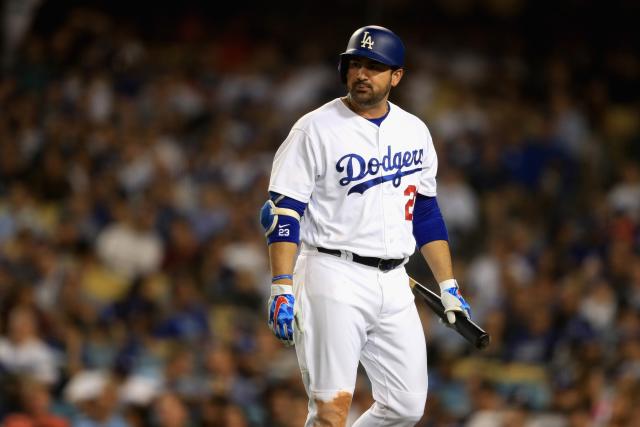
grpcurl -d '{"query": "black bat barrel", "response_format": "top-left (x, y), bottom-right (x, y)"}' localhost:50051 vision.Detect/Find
top-left (413, 283), bottom-right (490, 350)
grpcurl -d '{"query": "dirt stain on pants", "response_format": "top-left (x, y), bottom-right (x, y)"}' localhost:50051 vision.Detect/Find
top-left (313, 391), bottom-right (353, 427)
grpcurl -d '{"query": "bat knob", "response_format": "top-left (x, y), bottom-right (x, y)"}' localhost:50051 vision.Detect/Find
top-left (476, 333), bottom-right (491, 350)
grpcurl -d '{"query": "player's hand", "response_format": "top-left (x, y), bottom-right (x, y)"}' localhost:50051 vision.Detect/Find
top-left (439, 279), bottom-right (471, 324)
top-left (268, 284), bottom-right (295, 346)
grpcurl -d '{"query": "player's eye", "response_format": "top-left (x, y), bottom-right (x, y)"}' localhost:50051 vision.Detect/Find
top-left (369, 63), bottom-right (388, 71)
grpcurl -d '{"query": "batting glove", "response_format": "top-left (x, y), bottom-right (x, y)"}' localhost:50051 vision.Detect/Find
top-left (268, 284), bottom-right (295, 346)
top-left (439, 279), bottom-right (471, 324)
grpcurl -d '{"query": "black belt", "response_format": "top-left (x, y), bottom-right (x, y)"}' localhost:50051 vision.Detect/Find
top-left (317, 247), bottom-right (405, 272)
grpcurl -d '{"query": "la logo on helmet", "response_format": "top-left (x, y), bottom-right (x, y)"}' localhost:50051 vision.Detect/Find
top-left (360, 31), bottom-right (374, 49)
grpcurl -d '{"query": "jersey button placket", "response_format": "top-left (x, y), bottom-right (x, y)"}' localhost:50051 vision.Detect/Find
top-left (377, 124), bottom-right (393, 258)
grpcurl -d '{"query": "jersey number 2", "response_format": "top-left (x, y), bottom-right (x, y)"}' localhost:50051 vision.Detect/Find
top-left (404, 185), bottom-right (417, 220)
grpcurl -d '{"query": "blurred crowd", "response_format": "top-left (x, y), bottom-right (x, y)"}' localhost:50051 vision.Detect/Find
top-left (0, 2), bottom-right (639, 427)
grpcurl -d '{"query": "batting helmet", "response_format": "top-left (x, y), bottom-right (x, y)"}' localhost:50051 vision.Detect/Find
top-left (338, 25), bottom-right (405, 83)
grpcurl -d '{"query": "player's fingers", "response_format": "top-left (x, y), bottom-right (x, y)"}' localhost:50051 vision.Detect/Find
top-left (283, 324), bottom-right (294, 346)
top-left (462, 302), bottom-right (472, 318)
top-left (288, 322), bottom-right (295, 338)
top-left (278, 323), bottom-right (286, 339)
top-left (277, 324), bottom-right (292, 346)
top-left (272, 328), bottom-right (281, 340)
top-left (446, 311), bottom-right (456, 324)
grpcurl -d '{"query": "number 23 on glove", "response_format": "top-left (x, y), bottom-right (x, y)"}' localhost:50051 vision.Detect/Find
top-left (268, 284), bottom-right (295, 346)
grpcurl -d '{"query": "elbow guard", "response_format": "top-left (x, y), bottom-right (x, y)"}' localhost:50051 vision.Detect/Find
top-left (260, 200), bottom-right (301, 244)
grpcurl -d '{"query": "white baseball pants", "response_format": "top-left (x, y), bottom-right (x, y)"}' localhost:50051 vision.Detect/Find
top-left (293, 249), bottom-right (428, 426)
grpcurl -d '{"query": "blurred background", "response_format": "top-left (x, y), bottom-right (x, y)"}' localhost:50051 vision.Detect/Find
top-left (1, 0), bottom-right (639, 426)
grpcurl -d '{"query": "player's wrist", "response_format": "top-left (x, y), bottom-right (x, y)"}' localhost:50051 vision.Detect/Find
top-left (271, 274), bottom-right (293, 289)
top-left (270, 283), bottom-right (293, 296)
top-left (438, 278), bottom-right (457, 292)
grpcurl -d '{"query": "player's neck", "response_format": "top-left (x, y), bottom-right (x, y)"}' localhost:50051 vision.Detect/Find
top-left (343, 95), bottom-right (389, 119)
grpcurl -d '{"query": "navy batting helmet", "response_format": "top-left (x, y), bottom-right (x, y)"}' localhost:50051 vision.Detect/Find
top-left (338, 25), bottom-right (405, 83)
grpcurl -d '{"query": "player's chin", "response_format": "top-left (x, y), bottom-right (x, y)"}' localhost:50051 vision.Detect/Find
top-left (350, 91), bottom-right (375, 105)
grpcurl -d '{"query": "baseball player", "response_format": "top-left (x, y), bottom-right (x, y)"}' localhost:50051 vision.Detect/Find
top-left (260, 25), bottom-right (472, 426)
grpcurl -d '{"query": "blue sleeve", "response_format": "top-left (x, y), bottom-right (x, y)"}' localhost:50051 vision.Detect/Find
top-left (412, 194), bottom-right (449, 248)
top-left (269, 192), bottom-right (307, 217)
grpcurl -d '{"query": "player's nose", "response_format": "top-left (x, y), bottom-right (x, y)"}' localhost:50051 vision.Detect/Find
top-left (355, 66), bottom-right (369, 80)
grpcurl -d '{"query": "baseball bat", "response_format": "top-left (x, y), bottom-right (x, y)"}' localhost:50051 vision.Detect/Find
top-left (409, 277), bottom-right (490, 350)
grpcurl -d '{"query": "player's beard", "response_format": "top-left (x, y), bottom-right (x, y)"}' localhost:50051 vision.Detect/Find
top-left (348, 78), bottom-right (392, 108)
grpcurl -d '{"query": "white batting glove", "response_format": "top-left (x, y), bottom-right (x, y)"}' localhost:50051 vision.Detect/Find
top-left (439, 279), bottom-right (471, 324)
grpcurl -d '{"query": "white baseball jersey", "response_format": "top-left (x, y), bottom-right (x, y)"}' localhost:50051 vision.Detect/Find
top-left (269, 98), bottom-right (438, 259)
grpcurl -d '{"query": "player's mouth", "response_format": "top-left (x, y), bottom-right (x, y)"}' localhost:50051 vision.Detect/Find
top-left (355, 83), bottom-right (372, 91)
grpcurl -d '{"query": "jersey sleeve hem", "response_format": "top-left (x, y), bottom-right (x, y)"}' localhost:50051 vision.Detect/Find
top-left (268, 185), bottom-right (311, 204)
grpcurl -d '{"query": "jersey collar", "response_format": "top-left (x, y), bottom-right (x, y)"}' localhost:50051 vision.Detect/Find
top-left (337, 98), bottom-right (392, 128)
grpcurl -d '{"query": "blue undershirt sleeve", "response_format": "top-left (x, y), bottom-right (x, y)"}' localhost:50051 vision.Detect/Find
top-left (269, 192), bottom-right (307, 217)
top-left (412, 194), bottom-right (449, 248)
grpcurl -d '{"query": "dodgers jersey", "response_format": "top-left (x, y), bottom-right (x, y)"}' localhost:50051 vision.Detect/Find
top-left (269, 98), bottom-right (438, 259)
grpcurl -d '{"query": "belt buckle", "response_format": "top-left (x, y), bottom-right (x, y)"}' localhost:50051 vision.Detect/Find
top-left (377, 259), bottom-right (394, 272)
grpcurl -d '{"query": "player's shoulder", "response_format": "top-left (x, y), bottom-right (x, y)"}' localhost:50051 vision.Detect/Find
top-left (290, 98), bottom-right (347, 131)
top-left (389, 101), bottom-right (433, 137)
top-left (389, 101), bottom-right (429, 128)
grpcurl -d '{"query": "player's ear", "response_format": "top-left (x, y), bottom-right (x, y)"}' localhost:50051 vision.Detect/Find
top-left (391, 68), bottom-right (404, 87)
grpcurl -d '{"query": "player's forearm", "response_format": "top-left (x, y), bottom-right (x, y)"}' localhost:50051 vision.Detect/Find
top-left (420, 240), bottom-right (454, 283)
top-left (269, 242), bottom-right (298, 284)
